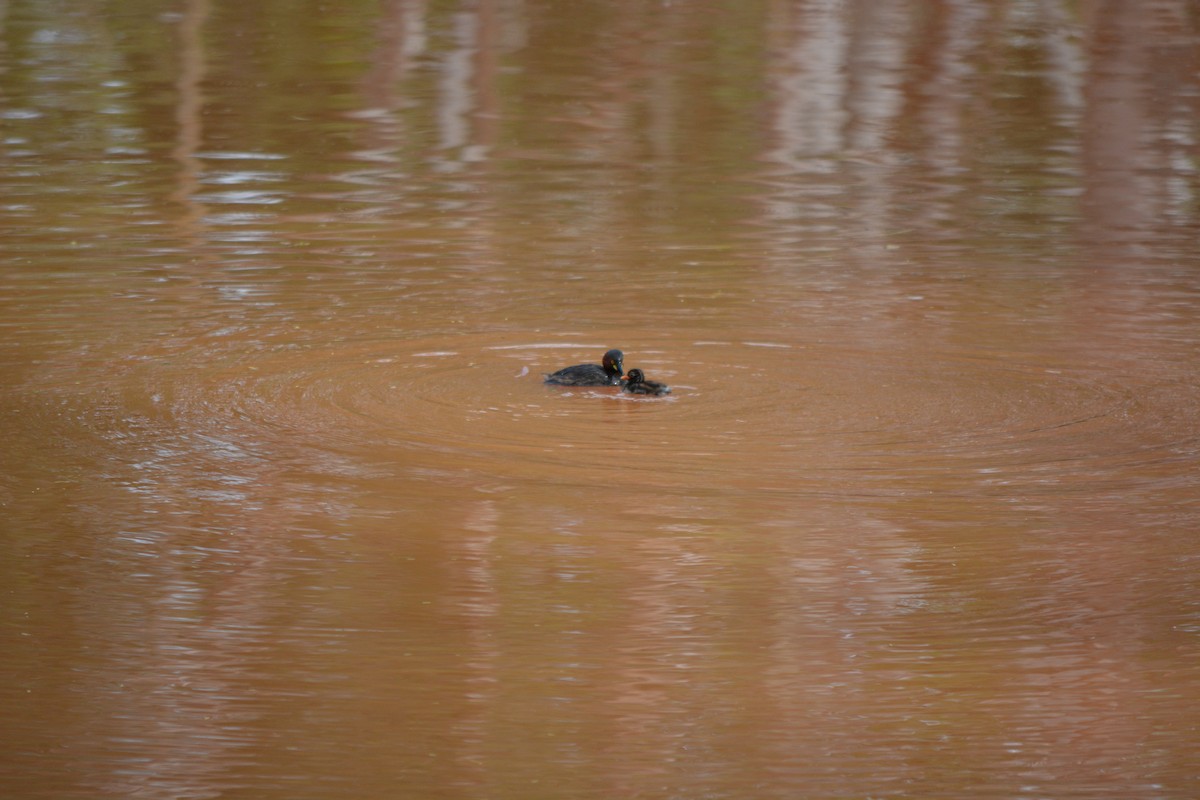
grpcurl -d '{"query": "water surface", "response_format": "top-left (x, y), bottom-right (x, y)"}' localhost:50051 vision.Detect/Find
top-left (2, 2), bottom-right (1199, 798)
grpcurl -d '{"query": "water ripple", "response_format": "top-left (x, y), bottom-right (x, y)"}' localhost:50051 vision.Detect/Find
top-left (88, 331), bottom-right (1198, 500)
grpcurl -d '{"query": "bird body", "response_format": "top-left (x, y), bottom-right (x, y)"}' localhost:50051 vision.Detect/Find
top-left (544, 349), bottom-right (625, 386)
top-left (622, 368), bottom-right (671, 396)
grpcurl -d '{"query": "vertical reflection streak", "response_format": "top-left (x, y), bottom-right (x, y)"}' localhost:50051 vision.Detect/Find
top-left (170, 0), bottom-right (211, 241)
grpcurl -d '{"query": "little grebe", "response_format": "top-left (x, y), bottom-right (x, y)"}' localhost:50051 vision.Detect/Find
top-left (622, 368), bottom-right (671, 395)
top-left (544, 349), bottom-right (625, 386)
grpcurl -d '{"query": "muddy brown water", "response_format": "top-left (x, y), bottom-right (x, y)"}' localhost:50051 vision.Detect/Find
top-left (2, 2), bottom-right (1200, 798)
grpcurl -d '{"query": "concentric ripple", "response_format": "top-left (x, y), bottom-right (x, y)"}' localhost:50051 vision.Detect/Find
top-left (125, 331), bottom-right (1200, 498)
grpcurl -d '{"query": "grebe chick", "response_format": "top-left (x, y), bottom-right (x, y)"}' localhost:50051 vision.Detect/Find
top-left (622, 368), bottom-right (671, 396)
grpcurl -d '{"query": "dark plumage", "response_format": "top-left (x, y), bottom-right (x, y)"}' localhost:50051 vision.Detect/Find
top-left (622, 368), bottom-right (671, 396)
top-left (544, 349), bottom-right (625, 386)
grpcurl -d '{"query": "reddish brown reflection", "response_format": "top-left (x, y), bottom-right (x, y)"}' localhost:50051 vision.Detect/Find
top-left (1, 2), bottom-right (1199, 799)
